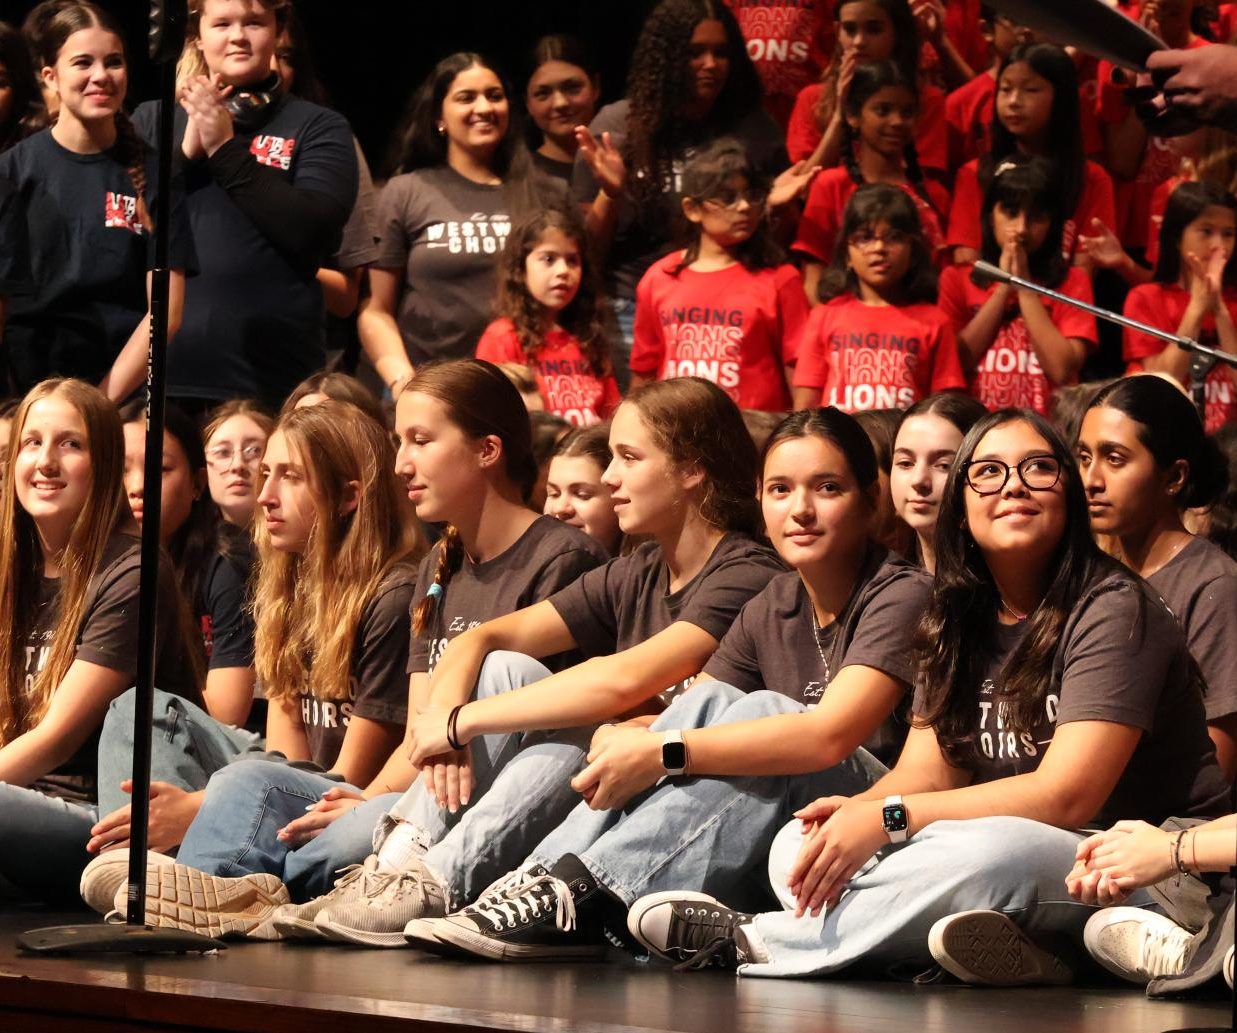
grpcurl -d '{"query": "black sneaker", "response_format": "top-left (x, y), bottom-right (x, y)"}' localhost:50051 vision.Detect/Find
top-left (428, 855), bottom-right (610, 962)
top-left (627, 891), bottom-right (757, 970)
top-left (403, 864), bottom-right (549, 955)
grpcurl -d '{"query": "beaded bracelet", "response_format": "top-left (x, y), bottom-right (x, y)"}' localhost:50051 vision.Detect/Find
top-left (1171, 829), bottom-right (1189, 875)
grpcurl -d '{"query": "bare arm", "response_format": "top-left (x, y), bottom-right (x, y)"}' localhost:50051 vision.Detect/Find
top-left (98, 270), bottom-right (185, 403)
top-left (956, 283), bottom-right (1014, 374)
top-left (329, 714), bottom-right (405, 789)
top-left (317, 266), bottom-right (364, 319)
top-left (1017, 290), bottom-right (1087, 386)
top-left (201, 666), bottom-right (256, 729)
top-left (264, 695), bottom-right (312, 762)
top-left (357, 267), bottom-right (413, 390)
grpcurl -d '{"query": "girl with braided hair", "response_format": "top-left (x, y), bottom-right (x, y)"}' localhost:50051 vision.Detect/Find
top-left (0, 2), bottom-right (188, 402)
top-left (794, 60), bottom-right (951, 300)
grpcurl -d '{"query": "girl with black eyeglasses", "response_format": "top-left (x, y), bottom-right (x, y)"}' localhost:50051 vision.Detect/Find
top-left (628, 408), bottom-right (1230, 987)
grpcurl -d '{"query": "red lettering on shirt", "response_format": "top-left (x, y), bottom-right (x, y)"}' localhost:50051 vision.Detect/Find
top-left (250, 134), bottom-right (296, 171)
top-left (104, 191), bottom-right (142, 234)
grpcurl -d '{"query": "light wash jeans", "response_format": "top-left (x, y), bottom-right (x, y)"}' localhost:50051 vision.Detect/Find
top-left (525, 682), bottom-right (887, 912)
top-left (175, 760), bottom-right (401, 901)
top-left (378, 651), bottom-right (598, 909)
top-left (740, 815), bottom-right (1149, 979)
top-left (0, 784), bottom-right (97, 904)
top-left (98, 687), bottom-right (261, 817)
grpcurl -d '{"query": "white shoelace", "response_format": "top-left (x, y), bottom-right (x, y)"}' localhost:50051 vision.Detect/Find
top-left (1139, 923), bottom-right (1193, 977)
top-left (474, 875), bottom-right (577, 933)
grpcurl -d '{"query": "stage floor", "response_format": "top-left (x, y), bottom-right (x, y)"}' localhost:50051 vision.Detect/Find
top-left (0, 908), bottom-right (1230, 1033)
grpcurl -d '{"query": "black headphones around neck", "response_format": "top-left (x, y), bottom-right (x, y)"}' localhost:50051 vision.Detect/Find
top-left (224, 73), bottom-right (283, 132)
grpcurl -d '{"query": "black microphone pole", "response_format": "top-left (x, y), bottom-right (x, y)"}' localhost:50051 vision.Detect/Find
top-left (18, 0), bottom-right (221, 956)
top-left (972, 261), bottom-right (1237, 420)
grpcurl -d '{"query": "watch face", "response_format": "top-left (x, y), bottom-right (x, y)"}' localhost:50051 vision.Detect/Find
top-left (663, 740), bottom-right (687, 770)
top-left (882, 803), bottom-right (908, 832)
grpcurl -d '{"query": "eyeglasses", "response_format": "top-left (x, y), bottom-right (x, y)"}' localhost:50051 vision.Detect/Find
top-left (206, 443), bottom-right (265, 469)
top-left (701, 188), bottom-right (768, 210)
top-left (964, 454), bottom-right (1064, 496)
top-left (847, 228), bottom-right (911, 249)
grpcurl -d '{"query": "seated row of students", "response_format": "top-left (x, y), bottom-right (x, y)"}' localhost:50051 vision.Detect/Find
top-left (2, 362), bottom-right (1216, 991)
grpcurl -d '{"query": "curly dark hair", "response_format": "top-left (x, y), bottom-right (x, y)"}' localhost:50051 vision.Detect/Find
top-left (494, 206), bottom-right (612, 378)
top-left (624, 0), bottom-right (762, 221)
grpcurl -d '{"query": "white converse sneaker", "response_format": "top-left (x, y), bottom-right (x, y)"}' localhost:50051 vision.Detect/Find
top-left (1224, 944), bottom-right (1233, 990)
top-left (928, 910), bottom-right (1073, 986)
top-left (269, 855), bottom-right (381, 941)
top-left (314, 854), bottom-right (447, 948)
top-left (1084, 907), bottom-right (1196, 985)
top-left (80, 849), bottom-right (176, 915)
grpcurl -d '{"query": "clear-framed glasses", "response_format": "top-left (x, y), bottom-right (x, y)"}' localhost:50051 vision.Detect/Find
top-left (206, 443), bottom-right (265, 470)
top-left (964, 454), bottom-right (1064, 496)
top-left (701, 187), bottom-right (768, 211)
top-left (847, 227), bottom-right (911, 249)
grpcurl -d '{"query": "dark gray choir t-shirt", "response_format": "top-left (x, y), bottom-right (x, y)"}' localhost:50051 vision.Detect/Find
top-left (298, 564), bottom-right (417, 769)
top-left (912, 566), bottom-right (1232, 826)
top-left (198, 534), bottom-right (256, 672)
top-left (24, 534), bottom-right (200, 803)
top-left (549, 534), bottom-right (784, 704)
top-left (408, 515), bottom-right (609, 676)
top-left (704, 548), bottom-right (930, 766)
top-left (374, 166), bottom-right (513, 364)
top-left (570, 100), bottom-right (787, 302)
top-left (1146, 535), bottom-right (1237, 722)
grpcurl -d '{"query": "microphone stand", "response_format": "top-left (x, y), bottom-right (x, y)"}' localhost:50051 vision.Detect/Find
top-left (16, 0), bottom-right (221, 957)
top-left (972, 261), bottom-right (1237, 420)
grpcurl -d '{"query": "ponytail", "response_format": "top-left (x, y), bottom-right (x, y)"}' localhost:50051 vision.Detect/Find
top-left (411, 526), bottom-right (466, 637)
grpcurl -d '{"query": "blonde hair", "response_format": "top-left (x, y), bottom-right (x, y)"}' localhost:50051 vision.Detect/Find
top-left (176, 0), bottom-right (290, 87)
top-left (0, 379), bottom-right (131, 743)
top-left (203, 398), bottom-right (275, 446)
top-left (255, 400), bottom-right (424, 704)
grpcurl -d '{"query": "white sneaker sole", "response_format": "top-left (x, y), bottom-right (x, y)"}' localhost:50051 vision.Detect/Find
top-left (626, 891), bottom-right (724, 964)
top-left (271, 908), bottom-right (330, 941)
top-left (313, 908), bottom-right (410, 949)
top-left (430, 917), bottom-right (607, 961)
top-left (123, 861), bottom-right (289, 940)
top-left (928, 910), bottom-right (1072, 986)
top-left (80, 849), bottom-right (175, 915)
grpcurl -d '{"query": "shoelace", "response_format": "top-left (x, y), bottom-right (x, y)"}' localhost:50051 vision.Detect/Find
top-left (324, 863), bottom-right (367, 898)
top-left (461, 865), bottom-right (545, 917)
top-left (473, 874), bottom-right (577, 933)
top-left (1138, 923), bottom-right (1193, 977)
top-left (667, 903), bottom-right (749, 970)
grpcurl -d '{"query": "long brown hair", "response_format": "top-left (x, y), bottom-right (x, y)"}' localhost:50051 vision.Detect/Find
top-left (494, 206), bottom-right (611, 378)
top-left (0, 379), bottom-right (130, 742)
top-left (35, 2), bottom-right (152, 231)
top-left (624, 378), bottom-right (761, 537)
top-left (255, 401), bottom-right (423, 704)
top-left (407, 360), bottom-right (538, 637)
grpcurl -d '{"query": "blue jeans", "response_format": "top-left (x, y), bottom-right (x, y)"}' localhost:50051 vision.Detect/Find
top-left (97, 687), bottom-right (260, 817)
top-left (0, 784), bottom-right (97, 904)
top-left (526, 683), bottom-right (887, 910)
top-left (379, 651), bottom-right (596, 908)
top-left (609, 295), bottom-right (635, 393)
top-left (741, 815), bottom-right (1149, 979)
top-left (176, 758), bottom-right (401, 901)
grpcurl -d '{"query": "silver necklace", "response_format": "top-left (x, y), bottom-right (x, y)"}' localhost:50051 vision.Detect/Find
top-left (812, 611), bottom-right (833, 684)
top-left (999, 597), bottom-right (1029, 622)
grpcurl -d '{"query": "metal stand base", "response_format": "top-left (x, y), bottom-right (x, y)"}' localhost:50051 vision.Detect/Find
top-left (17, 922), bottom-right (224, 955)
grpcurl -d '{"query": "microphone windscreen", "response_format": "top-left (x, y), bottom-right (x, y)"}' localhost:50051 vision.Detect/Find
top-left (971, 261), bottom-right (1011, 288)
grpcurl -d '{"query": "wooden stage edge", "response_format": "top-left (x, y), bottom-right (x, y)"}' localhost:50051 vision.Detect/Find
top-left (0, 909), bottom-right (1231, 1033)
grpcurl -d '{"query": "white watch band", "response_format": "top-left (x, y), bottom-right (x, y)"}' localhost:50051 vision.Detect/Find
top-left (884, 794), bottom-right (908, 843)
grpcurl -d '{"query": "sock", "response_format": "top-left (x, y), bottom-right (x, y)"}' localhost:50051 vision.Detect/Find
top-left (375, 820), bottom-right (426, 874)
top-left (735, 921), bottom-right (770, 964)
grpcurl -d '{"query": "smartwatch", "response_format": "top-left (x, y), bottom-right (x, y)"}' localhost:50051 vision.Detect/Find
top-left (662, 730), bottom-right (688, 775)
top-left (882, 795), bottom-right (909, 843)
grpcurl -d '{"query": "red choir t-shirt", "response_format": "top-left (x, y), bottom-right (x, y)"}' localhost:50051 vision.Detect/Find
top-left (1123, 282), bottom-right (1237, 432)
top-left (630, 254), bottom-right (809, 411)
top-left (793, 167), bottom-right (951, 264)
top-left (938, 264), bottom-right (1098, 413)
top-left (1095, 39), bottom-right (1208, 249)
top-left (792, 293), bottom-right (966, 410)
top-left (946, 158), bottom-right (1116, 261)
top-left (475, 319), bottom-right (621, 426)
top-left (723, 0), bottom-right (834, 127)
top-left (785, 80), bottom-right (948, 173)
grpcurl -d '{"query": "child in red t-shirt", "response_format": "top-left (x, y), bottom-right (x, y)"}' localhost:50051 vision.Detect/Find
top-left (945, 11), bottom-right (1038, 174)
top-left (1123, 181), bottom-right (1237, 433)
top-left (475, 208), bottom-right (620, 427)
top-left (938, 156), bottom-right (1097, 414)
top-left (785, 0), bottom-right (948, 176)
top-left (793, 182), bottom-right (965, 411)
top-left (630, 140), bottom-right (809, 411)
top-left (794, 60), bottom-right (951, 300)
top-left (947, 43), bottom-right (1116, 269)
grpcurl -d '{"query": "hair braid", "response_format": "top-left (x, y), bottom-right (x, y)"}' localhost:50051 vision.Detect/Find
top-left (411, 526), bottom-right (465, 637)
top-left (113, 111), bottom-right (153, 232)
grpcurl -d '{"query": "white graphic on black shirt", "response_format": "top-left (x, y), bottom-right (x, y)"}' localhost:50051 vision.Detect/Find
top-left (104, 191), bottom-right (142, 234)
top-left (251, 135), bottom-right (296, 171)
top-left (976, 678), bottom-right (1059, 761)
top-left (425, 215), bottom-right (511, 255)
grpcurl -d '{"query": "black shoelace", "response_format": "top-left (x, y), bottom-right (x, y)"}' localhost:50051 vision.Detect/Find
top-left (667, 903), bottom-right (751, 971)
